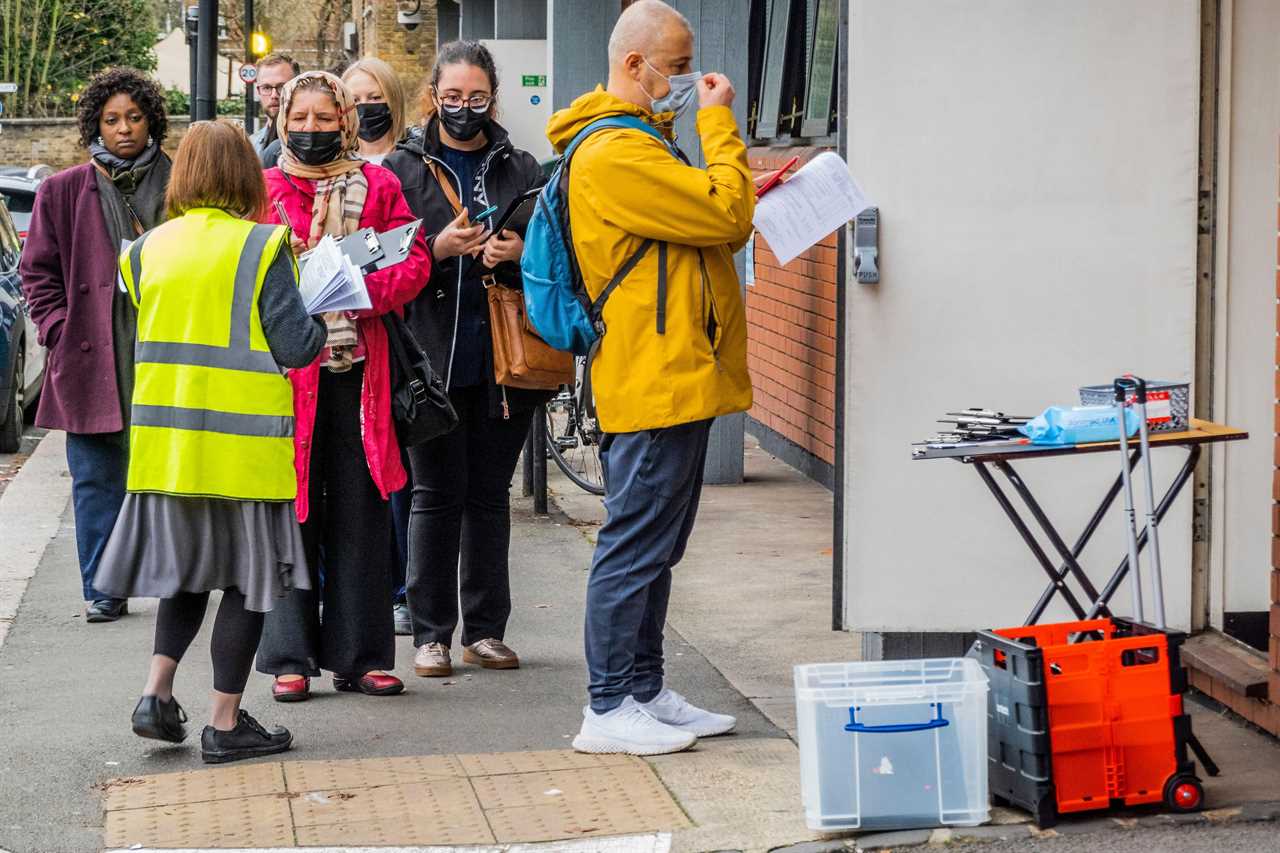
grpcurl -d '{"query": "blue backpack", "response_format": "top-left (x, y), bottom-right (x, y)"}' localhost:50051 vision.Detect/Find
top-left (521, 116), bottom-right (677, 356)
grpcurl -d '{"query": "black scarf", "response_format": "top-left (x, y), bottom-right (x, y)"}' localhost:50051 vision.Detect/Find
top-left (90, 142), bottom-right (169, 242)
top-left (90, 141), bottom-right (170, 442)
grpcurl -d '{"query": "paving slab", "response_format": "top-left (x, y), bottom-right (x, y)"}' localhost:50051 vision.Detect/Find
top-left (0, 491), bottom-right (783, 853)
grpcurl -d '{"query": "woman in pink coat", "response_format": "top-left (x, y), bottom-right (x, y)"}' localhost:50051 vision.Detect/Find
top-left (255, 71), bottom-right (431, 701)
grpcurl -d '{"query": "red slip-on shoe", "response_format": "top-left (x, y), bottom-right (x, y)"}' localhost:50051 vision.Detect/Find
top-left (333, 672), bottom-right (405, 696)
top-left (272, 676), bottom-right (310, 702)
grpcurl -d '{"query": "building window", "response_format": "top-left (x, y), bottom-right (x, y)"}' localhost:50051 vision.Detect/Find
top-left (748, 0), bottom-right (839, 146)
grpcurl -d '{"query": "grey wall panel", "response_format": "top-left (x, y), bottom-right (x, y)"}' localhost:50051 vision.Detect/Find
top-left (438, 0), bottom-right (461, 45)
top-left (550, 1), bottom-right (618, 109)
top-left (497, 0), bottom-right (548, 39)
top-left (462, 0), bottom-right (497, 39)
top-left (672, 0), bottom-right (751, 484)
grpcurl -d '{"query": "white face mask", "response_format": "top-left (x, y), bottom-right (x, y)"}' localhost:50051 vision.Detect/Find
top-left (641, 58), bottom-right (701, 120)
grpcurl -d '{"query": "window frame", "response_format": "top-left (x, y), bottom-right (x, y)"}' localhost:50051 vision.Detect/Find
top-left (748, 0), bottom-right (840, 148)
top-left (753, 0), bottom-right (796, 141)
top-left (800, 0), bottom-right (839, 139)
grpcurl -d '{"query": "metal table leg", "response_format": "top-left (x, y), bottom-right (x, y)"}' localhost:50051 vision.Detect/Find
top-left (1085, 444), bottom-right (1201, 619)
top-left (1001, 451), bottom-right (1139, 624)
top-left (996, 459), bottom-right (1107, 607)
top-left (973, 460), bottom-right (1090, 620)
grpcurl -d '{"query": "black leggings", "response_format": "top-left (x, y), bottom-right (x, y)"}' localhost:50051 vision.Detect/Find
top-left (154, 589), bottom-right (265, 694)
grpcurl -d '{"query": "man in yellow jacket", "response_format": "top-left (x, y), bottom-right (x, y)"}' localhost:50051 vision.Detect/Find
top-left (547, 0), bottom-right (755, 756)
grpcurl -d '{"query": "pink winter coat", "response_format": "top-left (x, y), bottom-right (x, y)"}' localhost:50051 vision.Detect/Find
top-left (263, 163), bottom-right (432, 523)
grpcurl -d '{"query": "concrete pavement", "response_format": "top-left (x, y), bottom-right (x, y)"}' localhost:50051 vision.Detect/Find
top-left (2, 430), bottom-right (1280, 852)
top-left (0, 433), bottom-right (788, 852)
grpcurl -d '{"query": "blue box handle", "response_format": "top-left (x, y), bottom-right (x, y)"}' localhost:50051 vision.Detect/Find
top-left (844, 703), bottom-right (950, 734)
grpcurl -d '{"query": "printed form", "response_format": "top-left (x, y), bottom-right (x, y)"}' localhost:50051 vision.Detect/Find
top-left (752, 151), bottom-right (871, 266)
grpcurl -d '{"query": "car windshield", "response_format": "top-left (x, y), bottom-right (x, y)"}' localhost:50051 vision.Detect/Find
top-left (0, 191), bottom-right (34, 214)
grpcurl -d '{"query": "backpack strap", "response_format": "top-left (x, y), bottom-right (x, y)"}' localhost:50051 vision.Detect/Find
top-left (565, 116), bottom-right (676, 337)
top-left (589, 238), bottom-right (655, 328)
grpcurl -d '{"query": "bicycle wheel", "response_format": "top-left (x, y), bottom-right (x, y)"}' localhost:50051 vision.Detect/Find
top-left (545, 390), bottom-right (605, 495)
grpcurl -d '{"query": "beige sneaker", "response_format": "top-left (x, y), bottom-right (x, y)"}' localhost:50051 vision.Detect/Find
top-left (463, 638), bottom-right (520, 670)
top-left (413, 642), bottom-right (453, 677)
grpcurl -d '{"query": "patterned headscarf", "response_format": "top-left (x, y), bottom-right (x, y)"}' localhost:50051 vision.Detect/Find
top-left (277, 71), bottom-right (368, 372)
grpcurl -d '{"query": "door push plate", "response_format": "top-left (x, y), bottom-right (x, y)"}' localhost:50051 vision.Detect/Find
top-left (854, 207), bottom-right (879, 283)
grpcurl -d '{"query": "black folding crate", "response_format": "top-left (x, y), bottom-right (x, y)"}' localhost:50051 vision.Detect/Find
top-left (966, 630), bottom-right (1057, 828)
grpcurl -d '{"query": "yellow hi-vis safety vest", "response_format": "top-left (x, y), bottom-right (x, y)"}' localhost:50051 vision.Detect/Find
top-left (118, 208), bottom-right (297, 501)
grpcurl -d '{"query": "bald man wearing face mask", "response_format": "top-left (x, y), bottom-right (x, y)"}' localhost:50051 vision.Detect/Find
top-left (545, 0), bottom-right (755, 757)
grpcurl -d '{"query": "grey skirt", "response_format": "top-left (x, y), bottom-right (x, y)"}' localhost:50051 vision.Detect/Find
top-left (96, 494), bottom-right (311, 613)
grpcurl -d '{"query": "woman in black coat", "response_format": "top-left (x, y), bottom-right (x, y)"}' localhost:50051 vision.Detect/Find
top-left (384, 40), bottom-right (547, 680)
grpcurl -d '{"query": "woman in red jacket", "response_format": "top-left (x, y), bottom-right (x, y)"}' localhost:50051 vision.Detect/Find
top-left (255, 71), bottom-right (431, 701)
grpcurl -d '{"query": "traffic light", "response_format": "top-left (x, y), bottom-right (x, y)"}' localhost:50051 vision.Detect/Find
top-left (250, 30), bottom-right (270, 59)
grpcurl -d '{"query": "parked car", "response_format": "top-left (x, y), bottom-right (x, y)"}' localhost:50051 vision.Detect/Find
top-left (0, 201), bottom-right (44, 451)
top-left (0, 170), bottom-right (48, 243)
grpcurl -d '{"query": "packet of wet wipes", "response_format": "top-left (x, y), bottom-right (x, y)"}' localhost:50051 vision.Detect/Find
top-left (1019, 405), bottom-right (1140, 446)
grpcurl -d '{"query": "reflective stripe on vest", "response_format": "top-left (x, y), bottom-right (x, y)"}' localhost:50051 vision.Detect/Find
top-left (122, 213), bottom-right (296, 501)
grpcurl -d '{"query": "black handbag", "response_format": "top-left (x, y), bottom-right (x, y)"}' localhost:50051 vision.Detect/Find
top-left (381, 312), bottom-right (458, 447)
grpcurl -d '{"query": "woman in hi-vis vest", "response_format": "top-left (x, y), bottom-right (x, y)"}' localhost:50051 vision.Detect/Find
top-left (96, 121), bottom-right (326, 764)
top-left (255, 71), bottom-right (432, 702)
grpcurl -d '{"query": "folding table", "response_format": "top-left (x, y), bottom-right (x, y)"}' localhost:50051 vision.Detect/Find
top-left (913, 420), bottom-right (1248, 625)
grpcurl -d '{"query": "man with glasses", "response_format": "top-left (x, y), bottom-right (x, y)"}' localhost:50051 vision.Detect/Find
top-left (250, 53), bottom-right (300, 161)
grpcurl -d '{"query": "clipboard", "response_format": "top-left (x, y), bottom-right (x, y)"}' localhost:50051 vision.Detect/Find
top-left (338, 219), bottom-right (423, 274)
top-left (462, 188), bottom-right (541, 277)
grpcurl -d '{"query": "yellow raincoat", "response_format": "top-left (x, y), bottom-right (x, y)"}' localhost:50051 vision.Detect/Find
top-left (545, 88), bottom-right (755, 434)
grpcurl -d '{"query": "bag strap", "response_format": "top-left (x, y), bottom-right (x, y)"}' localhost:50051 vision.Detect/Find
top-left (566, 116), bottom-right (676, 337)
top-left (564, 115), bottom-right (666, 160)
top-left (589, 238), bottom-right (654, 322)
top-left (427, 161), bottom-right (465, 217)
top-left (382, 313), bottom-right (412, 371)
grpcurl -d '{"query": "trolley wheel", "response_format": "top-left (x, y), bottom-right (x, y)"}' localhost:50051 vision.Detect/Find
top-left (1163, 774), bottom-right (1204, 813)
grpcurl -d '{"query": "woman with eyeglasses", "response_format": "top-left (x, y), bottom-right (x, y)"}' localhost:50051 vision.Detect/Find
top-left (384, 40), bottom-right (547, 680)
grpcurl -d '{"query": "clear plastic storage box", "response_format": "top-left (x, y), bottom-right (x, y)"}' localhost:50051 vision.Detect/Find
top-left (794, 658), bottom-right (990, 831)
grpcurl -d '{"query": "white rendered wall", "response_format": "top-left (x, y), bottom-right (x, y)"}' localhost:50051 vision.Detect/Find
top-left (842, 1), bottom-right (1202, 632)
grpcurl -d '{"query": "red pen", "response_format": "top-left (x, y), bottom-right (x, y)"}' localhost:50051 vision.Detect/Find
top-left (755, 155), bottom-right (799, 199)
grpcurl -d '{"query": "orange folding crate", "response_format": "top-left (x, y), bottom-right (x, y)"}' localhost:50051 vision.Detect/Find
top-left (984, 616), bottom-right (1213, 819)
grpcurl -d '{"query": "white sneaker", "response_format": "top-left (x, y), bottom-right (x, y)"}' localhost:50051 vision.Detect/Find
top-left (638, 688), bottom-right (737, 737)
top-left (572, 696), bottom-right (698, 756)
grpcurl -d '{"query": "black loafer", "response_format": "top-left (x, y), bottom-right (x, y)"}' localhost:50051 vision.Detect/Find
top-left (86, 598), bottom-right (128, 623)
top-left (131, 695), bottom-right (188, 743)
top-left (201, 709), bottom-right (292, 764)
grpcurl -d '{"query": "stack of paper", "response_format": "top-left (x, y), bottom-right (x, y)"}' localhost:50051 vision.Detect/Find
top-left (299, 235), bottom-right (371, 314)
top-left (752, 151), bottom-right (872, 266)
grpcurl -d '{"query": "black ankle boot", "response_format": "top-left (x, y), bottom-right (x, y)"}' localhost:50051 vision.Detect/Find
top-left (131, 695), bottom-right (188, 743)
top-left (201, 709), bottom-right (292, 764)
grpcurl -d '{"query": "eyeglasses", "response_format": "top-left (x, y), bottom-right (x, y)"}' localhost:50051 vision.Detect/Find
top-left (436, 92), bottom-right (491, 112)
top-left (256, 83), bottom-right (286, 97)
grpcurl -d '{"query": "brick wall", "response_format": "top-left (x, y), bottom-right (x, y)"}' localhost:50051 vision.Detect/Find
top-left (0, 118), bottom-right (194, 173)
top-left (352, 0), bottom-right (438, 126)
top-left (746, 145), bottom-right (838, 485)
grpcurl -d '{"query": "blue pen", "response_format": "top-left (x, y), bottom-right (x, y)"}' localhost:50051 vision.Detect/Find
top-left (475, 204), bottom-right (499, 227)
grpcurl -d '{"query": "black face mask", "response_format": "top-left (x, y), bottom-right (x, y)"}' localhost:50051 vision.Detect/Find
top-left (287, 130), bottom-right (344, 166)
top-left (438, 105), bottom-right (489, 143)
top-left (356, 102), bottom-right (393, 142)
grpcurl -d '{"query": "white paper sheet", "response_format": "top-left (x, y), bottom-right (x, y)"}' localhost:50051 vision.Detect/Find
top-left (751, 151), bottom-right (871, 266)
top-left (299, 236), bottom-right (371, 314)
